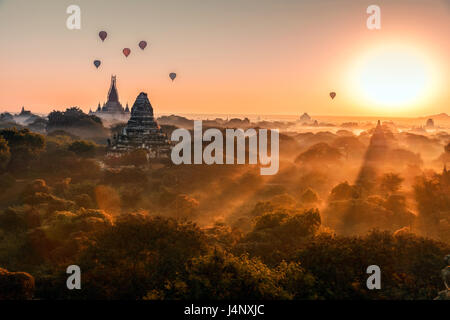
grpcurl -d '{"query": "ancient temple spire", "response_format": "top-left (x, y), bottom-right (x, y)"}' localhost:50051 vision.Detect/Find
top-left (107, 75), bottom-right (119, 102)
top-left (109, 92), bottom-right (170, 158)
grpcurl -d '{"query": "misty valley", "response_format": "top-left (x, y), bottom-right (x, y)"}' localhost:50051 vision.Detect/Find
top-left (0, 105), bottom-right (449, 300)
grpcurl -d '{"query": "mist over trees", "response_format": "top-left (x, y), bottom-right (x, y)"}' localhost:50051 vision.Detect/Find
top-left (46, 107), bottom-right (109, 143)
top-left (0, 118), bottom-right (449, 300)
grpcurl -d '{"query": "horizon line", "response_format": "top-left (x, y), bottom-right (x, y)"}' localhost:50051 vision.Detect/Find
top-left (2, 109), bottom-right (448, 121)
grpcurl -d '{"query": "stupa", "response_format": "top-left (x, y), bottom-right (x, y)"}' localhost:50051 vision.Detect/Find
top-left (300, 113), bottom-right (311, 122)
top-left (355, 120), bottom-right (389, 191)
top-left (109, 92), bottom-right (171, 158)
top-left (90, 75), bottom-right (130, 123)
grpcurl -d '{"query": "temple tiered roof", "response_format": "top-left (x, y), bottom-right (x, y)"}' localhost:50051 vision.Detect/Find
top-left (110, 92), bottom-right (170, 158)
top-left (100, 75), bottom-right (125, 113)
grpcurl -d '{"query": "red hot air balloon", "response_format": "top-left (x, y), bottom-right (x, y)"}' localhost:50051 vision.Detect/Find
top-left (93, 60), bottom-right (101, 69)
top-left (123, 48), bottom-right (131, 58)
top-left (169, 73), bottom-right (177, 81)
top-left (139, 41), bottom-right (147, 50)
top-left (99, 31), bottom-right (107, 42)
top-left (330, 92), bottom-right (336, 99)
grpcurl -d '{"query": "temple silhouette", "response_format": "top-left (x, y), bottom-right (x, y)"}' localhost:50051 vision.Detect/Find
top-left (90, 75), bottom-right (130, 123)
top-left (355, 120), bottom-right (389, 193)
top-left (109, 92), bottom-right (171, 159)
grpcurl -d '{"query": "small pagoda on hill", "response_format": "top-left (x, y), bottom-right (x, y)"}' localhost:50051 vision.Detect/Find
top-left (109, 92), bottom-right (171, 158)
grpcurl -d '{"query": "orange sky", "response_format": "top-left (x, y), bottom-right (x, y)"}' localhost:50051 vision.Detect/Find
top-left (0, 0), bottom-right (448, 116)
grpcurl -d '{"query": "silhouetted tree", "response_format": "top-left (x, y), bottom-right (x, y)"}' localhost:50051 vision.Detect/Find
top-left (0, 136), bottom-right (10, 170)
top-left (414, 172), bottom-right (450, 241)
top-left (297, 230), bottom-right (449, 299)
top-left (300, 188), bottom-right (319, 204)
top-left (295, 143), bottom-right (342, 165)
top-left (68, 140), bottom-right (97, 158)
top-left (380, 173), bottom-right (404, 196)
top-left (329, 181), bottom-right (359, 201)
top-left (0, 128), bottom-right (45, 171)
top-left (156, 251), bottom-right (313, 300)
top-left (0, 267), bottom-right (35, 299)
top-left (76, 215), bottom-right (208, 299)
top-left (234, 209), bottom-right (321, 265)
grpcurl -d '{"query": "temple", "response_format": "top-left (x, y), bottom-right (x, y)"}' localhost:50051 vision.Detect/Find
top-left (355, 120), bottom-right (389, 192)
top-left (18, 107), bottom-right (32, 117)
top-left (299, 113), bottom-right (311, 122)
top-left (109, 92), bottom-right (171, 158)
top-left (90, 75), bottom-right (130, 124)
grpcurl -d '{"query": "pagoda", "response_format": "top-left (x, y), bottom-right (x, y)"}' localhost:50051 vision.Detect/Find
top-left (109, 92), bottom-right (171, 158)
top-left (355, 120), bottom-right (389, 191)
top-left (18, 107), bottom-right (32, 117)
top-left (102, 75), bottom-right (124, 113)
top-left (90, 75), bottom-right (130, 123)
top-left (300, 113), bottom-right (311, 122)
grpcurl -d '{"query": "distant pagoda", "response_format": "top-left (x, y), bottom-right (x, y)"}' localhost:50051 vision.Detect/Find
top-left (109, 92), bottom-right (171, 158)
top-left (355, 120), bottom-right (389, 191)
top-left (300, 113), bottom-right (311, 122)
top-left (90, 75), bottom-right (130, 122)
top-left (18, 106), bottom-right (32, 117)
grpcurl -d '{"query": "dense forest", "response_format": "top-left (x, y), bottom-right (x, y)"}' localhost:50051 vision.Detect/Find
top-left (0, 111), bottom-right (449, 300)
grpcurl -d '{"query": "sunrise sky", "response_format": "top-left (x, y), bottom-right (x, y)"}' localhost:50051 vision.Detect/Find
top-left (0, 0), bottom-right (448, 116)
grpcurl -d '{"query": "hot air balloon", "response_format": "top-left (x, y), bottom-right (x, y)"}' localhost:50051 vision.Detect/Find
top-left (330, 92), bottom-right (336, 99)
top-left (99, 31), bottom-right (107, 42)
top-left (93, 60), bottom-right (101, 69)
top-left (123, 48), bottom-right (131, 58)
top-left (169, 73), bottom-right (177, 81)
top-left (139, 41), bottom-right (147, 50)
